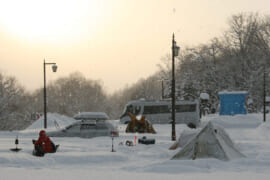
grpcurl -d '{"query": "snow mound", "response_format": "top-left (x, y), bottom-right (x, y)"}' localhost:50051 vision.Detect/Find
top-left (26, 113), bottom-right (76, 131)
top-left (203, 114), bottom-right (262, 129)
top-left (257, 119), bottom-right (270, 130)
top-left (255, 120), bottom-right (270, 139)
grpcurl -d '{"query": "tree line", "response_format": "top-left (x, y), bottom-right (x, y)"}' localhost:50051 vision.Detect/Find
top-left (1, 12), bottom-right (270, 130)
top-left (174, 12), bottom-right (270, 112)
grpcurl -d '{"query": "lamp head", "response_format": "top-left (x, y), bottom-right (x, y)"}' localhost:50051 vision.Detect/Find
top-left (174, 45), bottom-right (180, 56)
top-left (52, 64), bottom-right (57, 72)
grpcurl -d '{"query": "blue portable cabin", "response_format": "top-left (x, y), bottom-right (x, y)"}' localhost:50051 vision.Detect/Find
top-left (218, 91), bottom-right (248, 115)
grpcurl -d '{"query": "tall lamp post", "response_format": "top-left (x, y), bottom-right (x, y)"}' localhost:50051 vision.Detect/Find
top-left (171, 33), bottom-right (180, 141)
top-left (43, 59), bottom-right (58, 129)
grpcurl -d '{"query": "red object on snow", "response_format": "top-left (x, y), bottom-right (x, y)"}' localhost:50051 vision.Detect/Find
top-left (34, 130), bottom-right (53, 153)
top-left (111, 131), bottom-right (118, 136)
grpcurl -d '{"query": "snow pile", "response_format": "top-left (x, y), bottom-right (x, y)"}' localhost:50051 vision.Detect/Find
top-left (257, 119), bottom-right (270, 130)
top-left (255, 119), bottom-right (270, 139)
top-left (26, 113), bottom-right (75, 131)
top-left (202, 114), bottom-right (262, 128)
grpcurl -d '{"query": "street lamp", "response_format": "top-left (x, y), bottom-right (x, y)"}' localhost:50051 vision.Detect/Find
top-left (43, 59), bottom-right (58, 129)
top-left (171, 33), bottom-right (180, 141)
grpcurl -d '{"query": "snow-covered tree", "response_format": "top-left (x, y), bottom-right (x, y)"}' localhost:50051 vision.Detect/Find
top-left (0, 72), bottom-right (30, 130)
top-left (31, 72), bottom-right (108, 117)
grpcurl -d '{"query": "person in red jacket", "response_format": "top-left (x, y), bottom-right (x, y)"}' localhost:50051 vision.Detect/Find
top-left (33, 130), bottom-right (58, 156)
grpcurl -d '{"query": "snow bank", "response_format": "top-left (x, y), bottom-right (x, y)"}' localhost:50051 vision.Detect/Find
top-left (256, 119), bottom-right (270, 130)
top-left (201, 113), bottom-right (262, 128)
top-left (26, 113), bottom-right (75, 131)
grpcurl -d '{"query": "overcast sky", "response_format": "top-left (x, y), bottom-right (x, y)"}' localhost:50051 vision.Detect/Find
top-left (0, 0), bottom-right (270, 93)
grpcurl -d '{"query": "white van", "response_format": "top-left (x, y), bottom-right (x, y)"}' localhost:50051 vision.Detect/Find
top-left (120, 99), bottom-right (200, 126)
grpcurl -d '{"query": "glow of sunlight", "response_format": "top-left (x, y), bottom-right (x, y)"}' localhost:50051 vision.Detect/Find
top-left (0, 0), bottom-right (105, 43)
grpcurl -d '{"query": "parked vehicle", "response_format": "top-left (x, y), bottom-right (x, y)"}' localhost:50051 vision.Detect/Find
top-left (120, 99), bottom-right (200, 126)
top-left (47, 112), bottom-right (118, 138)
top-left (47, 120), bottom-right (118, 138)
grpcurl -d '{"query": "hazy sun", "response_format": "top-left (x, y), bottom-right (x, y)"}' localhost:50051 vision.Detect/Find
top-left (0, 0), bottom-right (105, 43)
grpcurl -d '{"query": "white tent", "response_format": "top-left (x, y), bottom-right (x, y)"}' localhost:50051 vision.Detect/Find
top-left (169, 129), bottom-right (199, 150)
top-left (171, 121), bottom-right (245, 161)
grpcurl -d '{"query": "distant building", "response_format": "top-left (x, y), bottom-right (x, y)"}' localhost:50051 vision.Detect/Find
top-left (218, 91), bottom-right (248, 115)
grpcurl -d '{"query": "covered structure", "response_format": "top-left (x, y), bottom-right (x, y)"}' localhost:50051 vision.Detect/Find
top-left (125, 113), bottom-right (156, 134)
top-left (171, 121), bottom-right (245, 161)
top-left (218, 91), bottom-right (248, 115)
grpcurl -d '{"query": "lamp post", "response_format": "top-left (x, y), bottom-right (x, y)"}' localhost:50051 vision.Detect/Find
top-left (171, 33), bottom-right (180, 141)
top-left (43, 59), bottom-right (57, 129)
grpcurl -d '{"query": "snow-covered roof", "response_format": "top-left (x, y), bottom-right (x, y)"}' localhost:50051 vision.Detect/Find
top-left (73, 112), bottom-right (109, 120)
top-left (218, 91), bottom-right (248, 95)
top-left (200, 93), bottom-right (209, 100)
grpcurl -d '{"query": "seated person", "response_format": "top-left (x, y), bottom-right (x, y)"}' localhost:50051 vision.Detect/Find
top-left (32, 130), bottom-right (58, 156)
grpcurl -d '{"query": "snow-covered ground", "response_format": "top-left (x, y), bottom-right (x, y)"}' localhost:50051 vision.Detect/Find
top-left (1, 113), bottom-right (270, 180)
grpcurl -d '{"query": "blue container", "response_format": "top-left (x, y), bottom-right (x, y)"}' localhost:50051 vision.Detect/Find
top-left (218, 91), bottom-right (248, 115)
